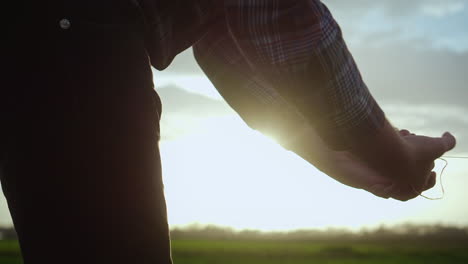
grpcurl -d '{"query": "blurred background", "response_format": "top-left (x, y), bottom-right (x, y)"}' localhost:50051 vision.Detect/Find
top-left (2, 0), bottom-right (467, 232)
top-left (0, 0), bottom-right (467, 263)
top-left (155, 0), bottom-right (468, 231)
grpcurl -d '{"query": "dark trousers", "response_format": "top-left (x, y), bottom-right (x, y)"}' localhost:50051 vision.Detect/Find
top-left (2, 9), bottom-right (172, 264)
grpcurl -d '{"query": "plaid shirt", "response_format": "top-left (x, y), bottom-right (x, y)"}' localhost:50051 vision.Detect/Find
top-left (139, 0), bottom-right (385, 150)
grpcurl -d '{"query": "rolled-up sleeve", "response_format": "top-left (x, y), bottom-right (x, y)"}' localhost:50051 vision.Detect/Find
top-left (193, 0), bottom-right (385, 150)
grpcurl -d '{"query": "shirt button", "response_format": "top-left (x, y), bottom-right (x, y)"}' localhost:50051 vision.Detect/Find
top-left (59, 18), bottom-right (71, 30)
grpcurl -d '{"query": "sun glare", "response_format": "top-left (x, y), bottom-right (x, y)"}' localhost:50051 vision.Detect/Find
top-left (156, 114), bottom-right (468, 231)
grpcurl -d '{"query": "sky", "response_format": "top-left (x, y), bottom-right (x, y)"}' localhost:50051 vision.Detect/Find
top-left (0, 0), bottom-right (466, 231)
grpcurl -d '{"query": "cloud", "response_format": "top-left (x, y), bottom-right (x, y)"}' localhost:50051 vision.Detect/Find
top-left (162, 45), bottom-right (467, 110)
top-left (421, 1), bottom-right (466, 18)
top-left (383, 103), bottom-right (468, 154)
top-left (325, 0), bottom-right (467, 17)
top-left (349, 42), bottom-right (468, 153)
top-left (156, 85), bottom-right (235, 140)
top-left (326, 0), bottom-right (468, 52)
top-left (351, 44), bottom-right (468, 107)
top-left (156, 85), bottom-right (231, 116)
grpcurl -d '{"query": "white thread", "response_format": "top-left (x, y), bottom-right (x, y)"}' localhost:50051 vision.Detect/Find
top-left (411, 156), bottom-right (468, 200)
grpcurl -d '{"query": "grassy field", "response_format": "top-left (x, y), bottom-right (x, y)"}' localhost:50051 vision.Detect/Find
top-left (1, 239), bottom-right (467, 264)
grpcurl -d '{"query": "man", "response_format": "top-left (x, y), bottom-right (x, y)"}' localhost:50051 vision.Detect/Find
top-left (2, 0), bottom-right (456, 263)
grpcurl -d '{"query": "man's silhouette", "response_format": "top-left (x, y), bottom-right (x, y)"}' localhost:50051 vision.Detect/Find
top-left (2, 1), bottom-right (456, 263)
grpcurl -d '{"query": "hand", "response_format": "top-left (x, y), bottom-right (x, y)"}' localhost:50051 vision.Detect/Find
top-left (283, 126), bottom-right (407, 199)
top-left (284, 126), bottom-right (456, 201)
top-left (386, 130), bottom-right (456, 201)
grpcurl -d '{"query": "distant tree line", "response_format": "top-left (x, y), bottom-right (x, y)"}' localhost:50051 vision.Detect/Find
top-left (1, 223), bottom-right (467, 242)
top-left (170, 223), bottom-right (468, 243)
top-left (0, 227), bottom-right (17, 240)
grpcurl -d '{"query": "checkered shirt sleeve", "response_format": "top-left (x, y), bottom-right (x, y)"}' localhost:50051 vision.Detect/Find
top-left (192, 0), bottom-right (385, 150)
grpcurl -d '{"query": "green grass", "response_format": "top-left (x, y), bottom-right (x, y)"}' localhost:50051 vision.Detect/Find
top-left (1, 239), bottom-right (468, 264)
top-left (0, 240), bottom-right (22, 264)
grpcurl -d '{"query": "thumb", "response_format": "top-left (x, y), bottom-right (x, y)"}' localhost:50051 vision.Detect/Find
top-left (428, 132), bottom-right (456, 158)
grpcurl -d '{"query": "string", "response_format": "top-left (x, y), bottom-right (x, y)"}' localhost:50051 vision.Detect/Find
top-left (411, 155), bottom-right (468, 200)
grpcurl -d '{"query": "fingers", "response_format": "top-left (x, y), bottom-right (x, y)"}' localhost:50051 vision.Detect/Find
top-left (420, 164), bottom-right (436, 191)
top-left (442, 132), bottom-right (457, 152)
top-left (368, 183), bottom-right (395, 199)
top-left (427, 132), bottom-right (457, 159)
top-left (399, 129), bottom-right (410, 136)
top-left (423, 172), bottom-right (437, 191)
top-left (399, 129), bottom-right (416, 137)
top-left (390, 186), bottom-right (419, 201)
top-left (389, 171), bottom-right (437, 201)
top-left (369, 183), bottom-right (413, 201)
